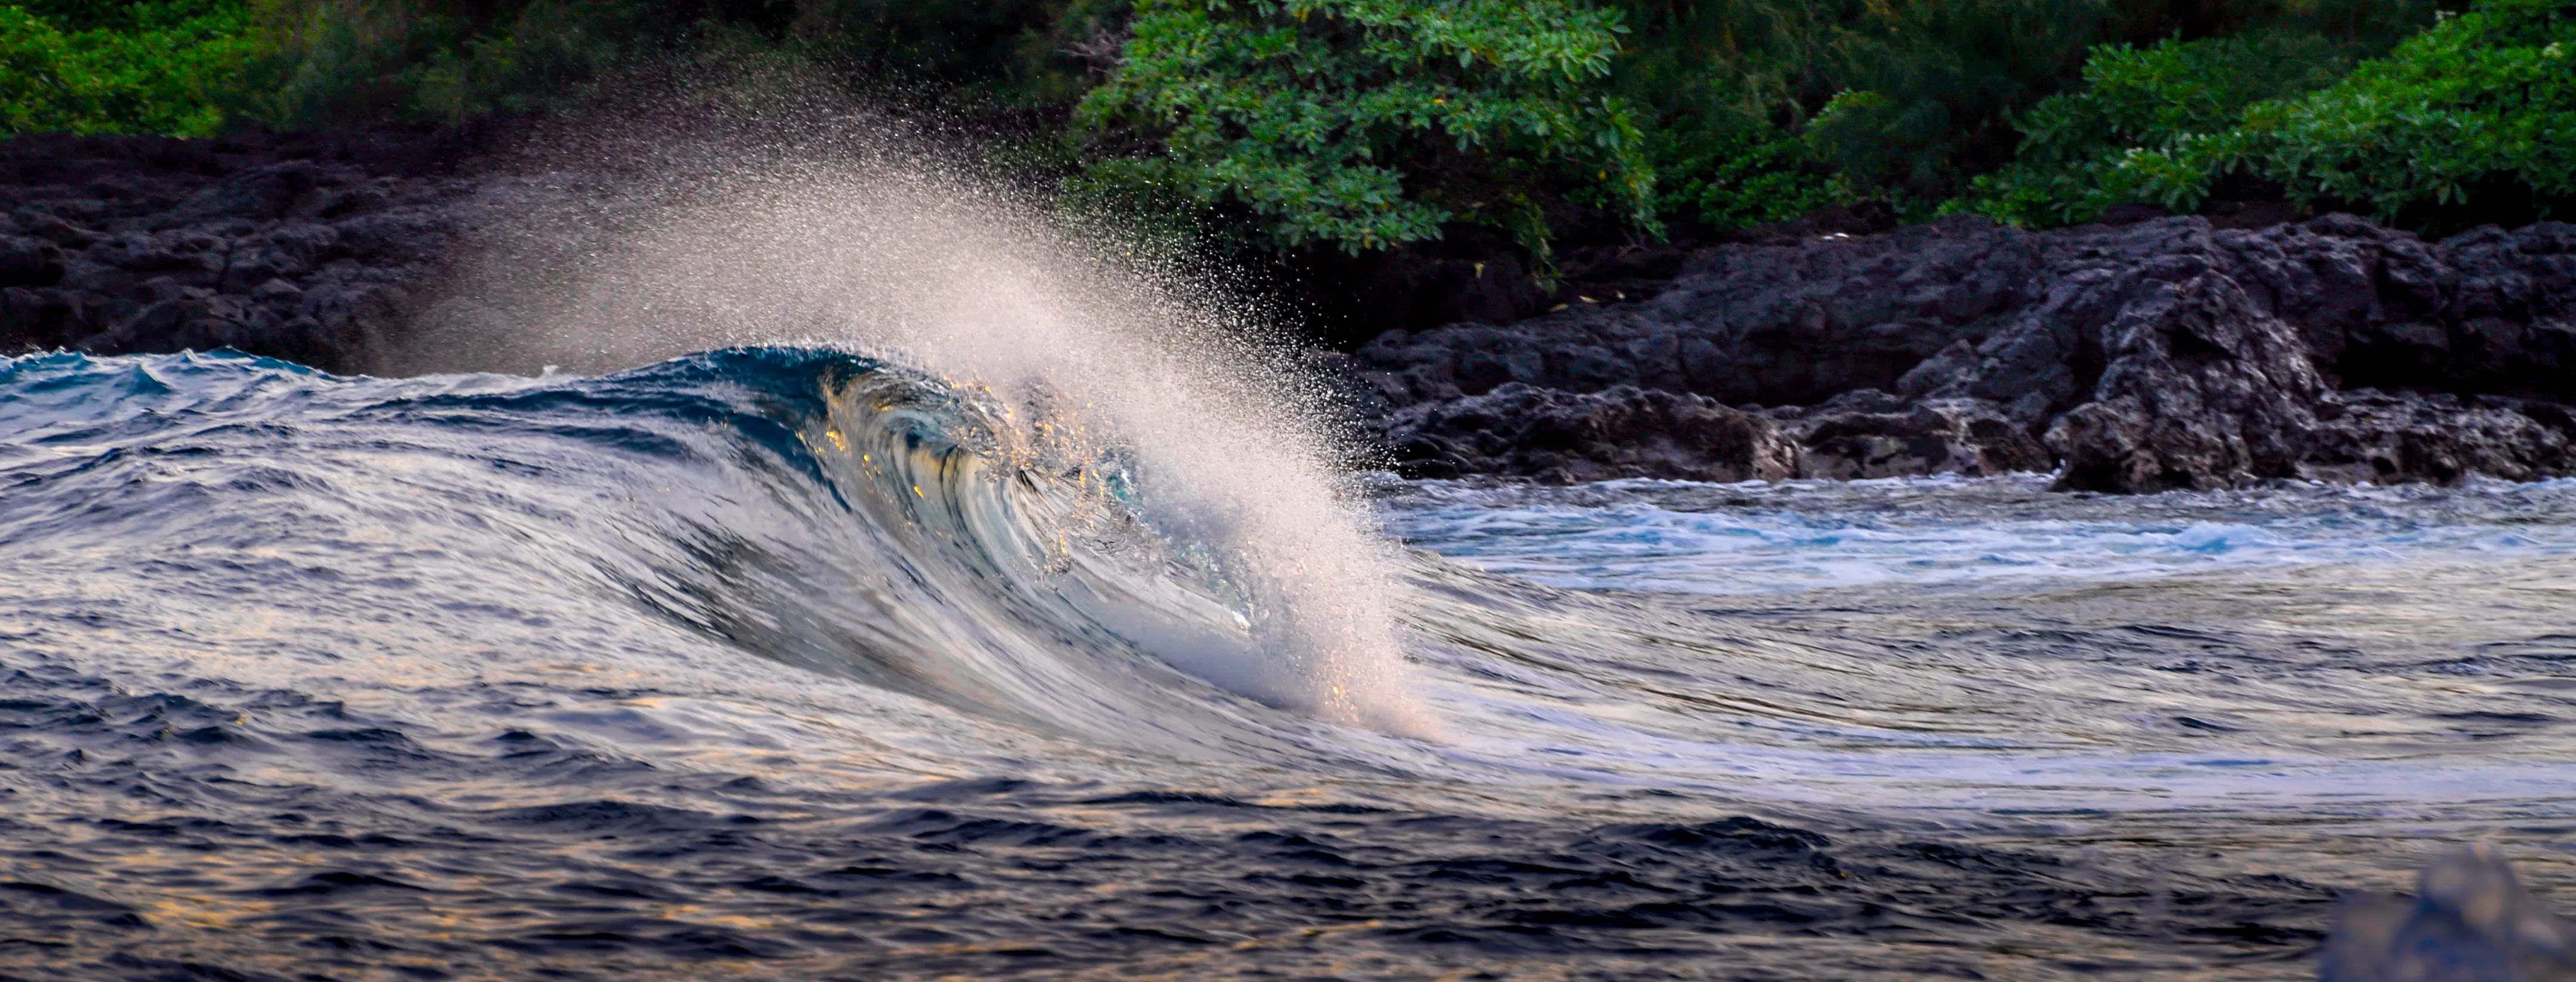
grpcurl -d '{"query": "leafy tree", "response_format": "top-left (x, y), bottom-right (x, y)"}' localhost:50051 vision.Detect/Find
top-left (1962, 29), bottom-right (2359, 225)
top-left (1616, 0), bottom-right (2441, 220)
top-left (2220, 0), bottom-right (2575, 226)
top-left (1599, 0), bottom-right (1850, 233)
top-left (1800, 0), bottom-right (2113, 205)
top-left (1966, 0), bottom-right (2575, 229)
top-left (1073, 0), bottom-right (1654, 262)
top-left (245, 0), bottom-right (791, 128)
top-left (0, 0), bottom-right (262, 136)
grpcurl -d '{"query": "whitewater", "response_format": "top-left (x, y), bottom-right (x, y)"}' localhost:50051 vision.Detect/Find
top-left (4, 128), bottom-right (2573, 981)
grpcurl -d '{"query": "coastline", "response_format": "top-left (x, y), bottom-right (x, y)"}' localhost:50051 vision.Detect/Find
top-left (8, 130), bottom-right (2575, 495)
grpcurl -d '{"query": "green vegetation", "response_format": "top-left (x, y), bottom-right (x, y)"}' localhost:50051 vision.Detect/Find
top-left (0, 0), bottom-right (262, 136)
top-left (1966, 0), bottom-right (2576, 229)
top-left (3, 0), bottom-right (2564, 262)
top-left (1073, 0), bottom-right (1650, 259)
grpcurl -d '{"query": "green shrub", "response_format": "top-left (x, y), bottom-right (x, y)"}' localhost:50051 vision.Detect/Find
top-left (0, 0), bottom-right (262, 137)
top-left (2221, 0), bottom-right (2575, 224)
top-left (244, 0), bottom-right (741, 129)
top-left (791, 0), bottom-right (1122, 110)
top-left (1072, 0), bottom-right (1654, 262)
top-left (1595, 0), bottom-right (1850, 232)
top-left (1799, 0), bottom-right (2114, 206)
top-left (1635, 118), bottom-right (1844, 232)
top-left (1969, 0), bottom-right (2575, 229)
top-left (1963, 29), bottom-right (2359, 225)
top-left (1611, 0), bottom-right (2444, 220)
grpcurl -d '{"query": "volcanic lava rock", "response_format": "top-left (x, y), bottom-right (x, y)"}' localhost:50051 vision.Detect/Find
top-left (1385, 383), bottom-right (1798, 483)
top-left (0, 131), bottom-right (502, 373)
top-left (1356, 214), bottom-right (2576, 491)
top-left (2296, 390), bottom-right (2576, 485)
top-left (1771, 392), bottom-right (2052, 480)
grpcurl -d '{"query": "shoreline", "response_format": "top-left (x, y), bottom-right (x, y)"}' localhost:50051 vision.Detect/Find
top-left (8, 130), bottom-right (2575, 495)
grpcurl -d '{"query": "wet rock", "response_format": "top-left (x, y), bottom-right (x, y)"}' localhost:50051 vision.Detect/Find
top-left (1385, 383), bottom-right (1798, 484)
top-left (2322, 844), bottom-right (2576, 982)
top-left (2041, 267), bottom-right (2324, 492)
top-left (1781, 395), bottom-right (2052, 480)
top-left (2296, 391), bottom-right (2576, 485)
top-left (1352, 215), bottom-right (2040, 410)
top-left (0, 235), bottom-right (64, 286)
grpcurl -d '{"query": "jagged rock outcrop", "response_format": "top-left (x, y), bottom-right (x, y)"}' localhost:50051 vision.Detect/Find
top-left (1765, 391), bottom-right (2052, 480)
top-left (2299, 389), bottom-right (2576, 485)
top-left (1385, 383), bottom-right (1798, 484)
top-left (0, 131), bottom-right (504, 374)
top-left (1354, 214), bottom-right (2576, 492)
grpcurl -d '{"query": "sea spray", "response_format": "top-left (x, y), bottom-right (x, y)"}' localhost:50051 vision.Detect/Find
top-left (401, 110), bottom-right (1437, 737)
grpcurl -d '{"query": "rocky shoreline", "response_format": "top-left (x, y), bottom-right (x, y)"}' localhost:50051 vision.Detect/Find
top-left (0, 131), bottom-right (501, 375)
top-left (1354, 214), bottom-right (2576, 492)
top-left (7, 132), bottom-right (2576, 493)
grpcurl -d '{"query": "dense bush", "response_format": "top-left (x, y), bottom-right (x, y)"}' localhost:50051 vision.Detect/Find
top-left (0, 0), bottom-right (2552, 258)
top-left (246, 0), bottom-right (824, 128)
top-left (1970, 0), bottom-right (2574, 228)
top-left (1962, 29), bottom-right (2362, 226)
top-left (2224, 0), bottom-right (2575, 226)
top-left (0, 0), bottom-right (261, 136)
top-left (1796, 0), bottom-right (2113, 205)
top-left (1639, 120), bottom-right (1844, 233)
top-left (1073, 0), bottom-right (1653, 262)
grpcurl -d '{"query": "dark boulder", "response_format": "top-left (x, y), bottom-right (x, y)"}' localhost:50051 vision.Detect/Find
top-left (2297, 390), bottom-right (2576, 486)
top-left (0, 235), bottom-right (64, 287)
top-left (1776, 394), bottom-right (2052, 480)
top-left (1385, 383), bottom-right (1799, 484)
top-left (0, 131), bottom-right (499, 374)
top-left (2036, 262), bottom-right (2323, 492)
top-left (1354, 214), bottom-right (2576, 492)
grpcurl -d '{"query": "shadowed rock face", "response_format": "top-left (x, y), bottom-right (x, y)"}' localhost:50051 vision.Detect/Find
top-left (0, 132), bottom-right (505, 375)
top-left (1353, 215), bottom-right (2576, 492)
top-left (1384, 383), bottom-right (1799, 484)
top-left (2323, 845), bottom-right (2576, 982)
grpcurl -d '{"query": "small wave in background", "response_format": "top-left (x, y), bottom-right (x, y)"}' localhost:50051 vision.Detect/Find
top-left (1388, 475), bottom-right (2576, 592)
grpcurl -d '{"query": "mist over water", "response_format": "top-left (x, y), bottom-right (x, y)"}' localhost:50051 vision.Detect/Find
top-left (4, 108), bottom-right (2572, 980)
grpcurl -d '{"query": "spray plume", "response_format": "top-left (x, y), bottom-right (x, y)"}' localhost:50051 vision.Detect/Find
top-left (399, 98), bottom-right (1438, 738)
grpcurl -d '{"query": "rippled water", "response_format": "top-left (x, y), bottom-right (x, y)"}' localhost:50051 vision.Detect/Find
top-left (3, 349), bottom-right (2571, 981)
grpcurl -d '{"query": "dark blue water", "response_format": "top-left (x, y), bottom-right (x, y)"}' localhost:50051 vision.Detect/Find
top-left (4, 348), bottom-right (2571, 980)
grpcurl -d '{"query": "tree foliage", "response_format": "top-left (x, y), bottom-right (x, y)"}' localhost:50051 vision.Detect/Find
top-left (1073, 0), bottom-right (1652, 260)
top-left (1969, 0), bottom-right (2575, 229)
top-left (0, 0), bottom-right (261, 137)
top-left (2225, 0), bottom-right (2576, 224)
top-left (1962, 29), bottom-right (2362, 226)
top-left (0, 0), bottom-right (2559, 256)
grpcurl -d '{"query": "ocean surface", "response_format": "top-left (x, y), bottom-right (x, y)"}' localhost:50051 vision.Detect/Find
top-left (4, 347), bottom-right (2572, 981)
